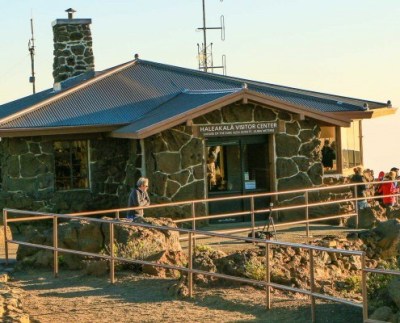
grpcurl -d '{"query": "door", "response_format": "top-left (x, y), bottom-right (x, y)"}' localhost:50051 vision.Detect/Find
top-left (206, 136), bottom-right (271, 223)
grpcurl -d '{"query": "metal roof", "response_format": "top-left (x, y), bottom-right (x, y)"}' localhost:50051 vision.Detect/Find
top-left (0, 58), bottom-right (391, 136)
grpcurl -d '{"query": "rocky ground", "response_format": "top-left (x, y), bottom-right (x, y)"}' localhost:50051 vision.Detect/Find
top-left (6, 268), bottom-right (363, 323)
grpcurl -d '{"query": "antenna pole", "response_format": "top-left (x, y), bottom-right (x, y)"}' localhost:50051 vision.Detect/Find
top-left (28, 17), bottom-right (36, 94)
top-left (196, 0), bottom-right (226, 74)
top-left (201, 0), bottom-right (208, 72)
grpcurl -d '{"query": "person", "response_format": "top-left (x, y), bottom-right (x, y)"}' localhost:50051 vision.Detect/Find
top-left (350, 166), bottom-right (368, 210)
top-left (374, 171), bottom-right (385, 206)
top-left (127, 177), bottom-right (150, 219)
top-left (321, 139), bottom-right (336, 170)
top-left (380, 171), bottom-right (398, 209)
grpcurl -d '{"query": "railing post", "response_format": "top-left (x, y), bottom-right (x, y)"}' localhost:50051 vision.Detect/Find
top-left (265, 242), bottom-right (271, 309)
top-left (115, 211), bottom-right (120, 220)
top-left (251, 196), bottom-right (255, 244)
top-left (191, 202), bottom-right (196, 249)
top-left (3, 210), bottom-right (9, 266)
top-left (309, 248), bottom-right (316, 323)
top-left (305, 191), bottom-right (310, 239)
top-left (53, 216), bottom-right (59, 278)
top-left (354, 185), bottom-right (359, 229)
top-left (361, 253), bottom-right (368, 322)
top-left (110, 221), bottom-right (115, 284)
top-left (188, 232), bottom-right (193, 298)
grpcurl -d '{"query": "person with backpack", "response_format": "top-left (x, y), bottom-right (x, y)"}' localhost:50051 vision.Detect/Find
top-left (321, 139), bottom-right (336, 170)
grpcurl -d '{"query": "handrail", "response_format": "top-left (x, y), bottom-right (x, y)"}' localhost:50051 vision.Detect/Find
top-left (2, 178), bottom-right (400, 322)
top-left (3, 208), bottom-right (370, 322)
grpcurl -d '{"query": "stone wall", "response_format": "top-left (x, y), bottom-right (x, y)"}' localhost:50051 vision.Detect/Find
top-left (0, 137), bottom-right (132, 215)
top-left (144, 126), bottom-right (206, 219)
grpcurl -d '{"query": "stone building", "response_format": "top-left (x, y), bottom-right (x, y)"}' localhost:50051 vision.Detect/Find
top-left (0, 10), bottom-right (395, 222)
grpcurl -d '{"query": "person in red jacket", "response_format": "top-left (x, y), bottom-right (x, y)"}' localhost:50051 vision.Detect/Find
top-left (380, 171), bottom-right (398, 208)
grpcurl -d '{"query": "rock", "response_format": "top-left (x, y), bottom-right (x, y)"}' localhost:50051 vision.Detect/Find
top-left (142, 250), bottom-right (187, 278)
top-left (346, 207), bottom-right (385, 229)
top-left (374, 219), bottom-right (400, 259)
top-left (84, 259), bottom-right (109, 277)
top-left (388, 279), bottom-right (400, 309)
top-left (369, 306), bottom-right (393, 321)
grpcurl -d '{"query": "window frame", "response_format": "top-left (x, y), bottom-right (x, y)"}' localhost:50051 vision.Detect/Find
top-left (54, 139), bottom-right (90, 191)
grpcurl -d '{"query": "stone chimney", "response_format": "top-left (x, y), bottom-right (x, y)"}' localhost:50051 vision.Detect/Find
top-left (52, 8), bottom-right (94, 83)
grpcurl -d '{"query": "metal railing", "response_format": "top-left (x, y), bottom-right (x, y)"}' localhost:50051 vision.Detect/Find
top-left (3, 208), bottom-right (368, 322)
top-left (2, 179), bottom-right (400, 322)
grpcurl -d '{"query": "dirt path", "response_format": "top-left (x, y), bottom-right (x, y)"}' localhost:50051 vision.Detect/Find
top-left (9, 269), bottom-right (363, 323)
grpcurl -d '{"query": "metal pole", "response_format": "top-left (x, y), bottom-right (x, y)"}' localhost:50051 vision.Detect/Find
top-left (110, 222), bottom-right (115, 284)
top-left (115, 211), bottom-right (120, 220)
top-left (188, 232), bottom-right (193, 298)
top-left (3, 210), bottom-right (9, 265)
top-left (201, 0), bottom-right (208, 72)
top-left (309, 248), bottom-right (316, 322)
top-left (354, 186), bottom-right (359, 229)
top-left (305, 191), bottom-right (310, 239)
top-left (361, 253), bottom-right (368, 321)
top-left (191, 202), bottom-right (196, 249)
top-left (266, 242), bottom-right (271, 309)
top-left (53, 216), bottom-right (59, 278)
top-left (251, 196), bottom-right (255, 244)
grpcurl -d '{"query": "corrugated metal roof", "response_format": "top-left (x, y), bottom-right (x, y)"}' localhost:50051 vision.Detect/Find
top-left (0, 59), bottom-right (389, 132)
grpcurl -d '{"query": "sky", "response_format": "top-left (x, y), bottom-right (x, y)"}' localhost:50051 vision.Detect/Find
top-left (0, 0), bottom-right (399, 174)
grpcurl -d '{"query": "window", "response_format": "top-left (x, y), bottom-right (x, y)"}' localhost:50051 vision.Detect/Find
top-left (341, 121), bottom-right (361, 169)
top-left (54, 140), bottom-right (89, 190)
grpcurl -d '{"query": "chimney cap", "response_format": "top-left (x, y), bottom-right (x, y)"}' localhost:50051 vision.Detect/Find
top-left (65, 8), bottom-right (76, 19)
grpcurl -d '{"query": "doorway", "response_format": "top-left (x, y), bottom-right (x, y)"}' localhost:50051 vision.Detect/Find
top-left (206, 135), bottom-right (271, 223)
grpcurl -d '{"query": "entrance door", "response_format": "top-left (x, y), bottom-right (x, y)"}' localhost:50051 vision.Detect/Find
top-left (206, 136), bottom-right (271, 223)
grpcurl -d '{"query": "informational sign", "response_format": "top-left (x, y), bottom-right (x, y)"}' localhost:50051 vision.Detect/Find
top-left (196, 122), bottom-right (278, 137)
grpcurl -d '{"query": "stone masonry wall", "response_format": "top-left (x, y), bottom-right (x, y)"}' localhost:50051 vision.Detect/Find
top-left (0, 137), bottom-right (132, 216)
top-left (144, 126), bottom-right (206, 219)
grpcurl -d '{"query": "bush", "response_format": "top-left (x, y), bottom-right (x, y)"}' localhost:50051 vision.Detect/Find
top-left (244, 257), bottom-right (266, 281)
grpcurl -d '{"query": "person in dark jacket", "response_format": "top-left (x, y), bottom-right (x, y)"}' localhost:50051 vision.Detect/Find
top-left (321, 139), bottom-right (336, 170)
top-left (127, 177), bottom-right (150, 219)
top-left (350, 166), bottom-right (368, 210)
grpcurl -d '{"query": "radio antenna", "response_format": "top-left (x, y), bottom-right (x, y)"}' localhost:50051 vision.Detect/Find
top-left (28, 16), bottom-right (36, 94)
top-left (196, 0), bottom-right (226, 74)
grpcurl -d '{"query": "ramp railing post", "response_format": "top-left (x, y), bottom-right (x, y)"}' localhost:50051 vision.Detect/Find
top-left (305, 191), bottom-right (310, 239)
top-left (188, 231), bottom-right (193, 298)
top-left (3, 210), bottom-right (9, 265)
top-left (110, 221), bottom-right (115, 284)
top-left (191, 202), bottom-right (196, 249)
top-left (53, 216), bottom-right (59, 278)
top-left (265, 242), bottom-right (271, 309)
top-left (309, 248), bottom-right (316, 322)
top-left (251, 196), bottom-right (255, 244)
top-left (354, 185), bottom-right (359, 229)
top-left (361, 253), bottom-right (368, 321)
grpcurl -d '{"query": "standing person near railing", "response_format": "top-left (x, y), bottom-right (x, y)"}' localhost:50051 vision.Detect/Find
top-left (380, 171), bottom-right (398, 213)
top-left (127, 177), bottom-right (150, 220)
top-left (350, 166), bottom-right (368, 210)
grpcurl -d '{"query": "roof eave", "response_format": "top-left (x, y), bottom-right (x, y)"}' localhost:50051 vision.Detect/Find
top-left (333, 107), bottom-right (397, 120)
top-left (0, 125), bottom-right (122, 138)
top-left (111, 89), bottom-right (352, 139)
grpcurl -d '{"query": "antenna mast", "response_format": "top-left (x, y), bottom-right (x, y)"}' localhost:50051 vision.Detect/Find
top-left (28, 17), bottom-right (36, 94)
top-left (196, 0), bottom-right (226, 74)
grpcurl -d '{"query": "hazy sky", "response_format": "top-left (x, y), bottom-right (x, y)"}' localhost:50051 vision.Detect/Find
top-left (0, 0), bottom-right (399, 173)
